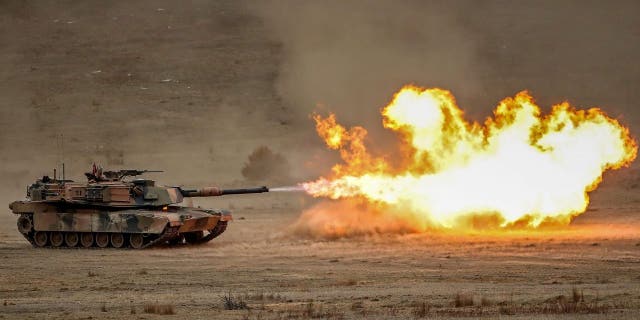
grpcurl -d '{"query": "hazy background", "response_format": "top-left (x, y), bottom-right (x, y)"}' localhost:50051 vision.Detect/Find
top-left (1, 0), bottom-right (639, 220)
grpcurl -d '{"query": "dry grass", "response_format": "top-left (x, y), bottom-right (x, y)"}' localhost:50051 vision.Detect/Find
top-left (496, 299), bottom-right (612, 315)
top-left (242, 291), bottom-right (286, 302)
top-left (454, 292), bottom-right (474, 307)
top-left (425, 288), bottom-right (618, 317)
top-left (265, 292), bottom-right (286, 301)
top-left (480, 296), bottom-right (493, 306)
top-left (412, 301), bottom-right (431, 318)
top-left (243, 300), bottom-right (344, 320)
top-left (335, 279), bottom-right (358, 286)
top-left (349, 301), bottom-right (370, 317)
top-left (572, 286), bottom-right (584, 303)
top-left (222, 292), bottom-right (248, 310)
top-left (299, 301), bottom-right (344, 319)
top-left (143, 303), bottom-right (176, 315)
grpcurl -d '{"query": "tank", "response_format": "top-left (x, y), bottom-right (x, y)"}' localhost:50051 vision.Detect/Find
top-left (9, 167), bottom-right (269, 249)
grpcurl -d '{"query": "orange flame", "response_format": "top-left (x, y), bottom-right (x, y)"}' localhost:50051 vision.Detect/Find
top-left (301, 85), bottom-right (637, 231)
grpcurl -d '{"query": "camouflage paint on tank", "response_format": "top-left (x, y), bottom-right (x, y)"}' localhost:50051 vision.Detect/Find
top-left (30, 208), bottom-right (223, 234)
top-left (9, 168), bottom-right (267, 248)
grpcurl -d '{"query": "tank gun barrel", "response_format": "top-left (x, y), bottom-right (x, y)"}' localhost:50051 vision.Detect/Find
top-left (180, 186), bottom-right (268, 197)
top-left (220, 186), bottom-right (269, 195)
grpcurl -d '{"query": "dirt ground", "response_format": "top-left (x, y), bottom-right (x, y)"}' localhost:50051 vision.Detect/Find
top-left (0, 201), bottom-right (639, 319)
top-left (1, 1), bottom-right (639, 319)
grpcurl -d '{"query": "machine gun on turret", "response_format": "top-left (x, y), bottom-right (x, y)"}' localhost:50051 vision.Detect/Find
top-left (104, 169), bottom-right (163, 181)
top-left (85, 169), bottom-right (163, 182)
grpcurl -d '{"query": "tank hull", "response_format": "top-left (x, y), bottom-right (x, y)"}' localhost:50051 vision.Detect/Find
top-left (11, 201), bottom-right (231, 249)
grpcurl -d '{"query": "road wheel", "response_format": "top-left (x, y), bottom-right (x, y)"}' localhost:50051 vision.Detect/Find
top-left (168, 235), bottom-right (184, 246)
top-left (80, 233), bottom-right (94, 248)
top-left (65, 232), bottom-right (79, 247)
top-left (184, 231), bottom-right (204, 244)
top-left (95, 233), bottom-right (109, 248)
top-left (17, 215), bottom-right (33, 234)
top-left (50, 232), bottom-right (64, 247)
top-left (129, 234), bottom-right (144, 249)
top-left (111, 233), bottom-right (125, 248)
top-left (33, 231), bottom-right (48, 247)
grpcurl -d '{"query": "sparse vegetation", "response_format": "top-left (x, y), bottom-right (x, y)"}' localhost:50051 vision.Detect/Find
top-left (350, 301), bottom-right (369, 317)
top-left (87, 271), bottom-right (97, 277)
top-left (385, 304), bottom-right (399, 316)
top-left (266, 292), bottom-right (285, 301)
top-left (572, 287), bottom-right (584, 303)
top-left (299, 301), bottom-right (344, 319)
top-left (430, 288), bottom-right (620, 316)
top-left (244, 291), bottom-right (265, 301)
top-left (143, 303), bottom-right (175, 315)
top-left (412, 301), bottom-right (430, 318)
top-left (242, 291), bottom-right (286, 302)
top-left (240, 301), bottom-right (344, 320)
top-left (100, 303), bottom-right (107, 312)
top-left (137, 268), bottom-right (148, 275)
top-left (336, 279), bottom-right (357, 286)
top-left (480, 296), bottom-right (493, 306)
top-left (241, 146), bottom-right (291, 182)
top-left (454, 292), bottom-right (474, 307)
top-left (223, 292), bottom-right (248, 310)
top-left (496, 297), bottom-right (613, 315)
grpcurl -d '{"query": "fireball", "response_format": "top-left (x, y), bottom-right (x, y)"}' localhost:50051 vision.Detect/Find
top-left (301, 86), bottom-right (637, 231)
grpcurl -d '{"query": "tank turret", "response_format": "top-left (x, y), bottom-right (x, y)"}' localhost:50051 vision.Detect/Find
top-left (9, 167), bottom-right (269, 249)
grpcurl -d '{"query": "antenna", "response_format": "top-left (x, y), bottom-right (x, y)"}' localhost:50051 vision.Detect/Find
top-left (56, 133), bottom-right (66, 181)
top-left (61, 133), bottom-right (65, 180)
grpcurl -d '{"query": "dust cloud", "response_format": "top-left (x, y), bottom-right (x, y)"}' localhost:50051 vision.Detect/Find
top-left (251, 1), bottom-right (484, 141)
top-left (252, 0), bottom-right (640, 236)
top-left (0, 1), bottom-right (639, 231)
top-left (251, 0), bottom-right (640, 183)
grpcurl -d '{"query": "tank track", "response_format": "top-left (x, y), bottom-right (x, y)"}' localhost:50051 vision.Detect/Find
top-left (15, 213), bottom-right (203, 249)
top-left (189, 221), bottom-right (228, 245)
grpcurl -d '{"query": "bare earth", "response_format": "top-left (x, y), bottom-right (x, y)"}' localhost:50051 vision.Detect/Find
top-left (0, 200), bottom-right (639, 319)
top-left (1, 1), bottom-right (639, 319)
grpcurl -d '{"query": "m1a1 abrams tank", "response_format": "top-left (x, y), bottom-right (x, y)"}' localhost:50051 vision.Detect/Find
top-left (9, 167), bottom-right (268, 249)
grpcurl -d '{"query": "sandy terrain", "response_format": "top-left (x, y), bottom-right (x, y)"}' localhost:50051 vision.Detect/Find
top-left (1, 1), bottom-right (639, 319)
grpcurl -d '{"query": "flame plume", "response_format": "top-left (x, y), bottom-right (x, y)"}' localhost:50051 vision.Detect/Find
top-left (301, 86), bottom-right (637, 231)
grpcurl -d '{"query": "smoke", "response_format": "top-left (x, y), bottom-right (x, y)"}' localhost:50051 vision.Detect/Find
top-left (250, 0), bottom-right (484, 142)
top-left (251, 0), bottom-right (640, 178)
top-left (289, 199), bottom-right (419, 239)
top-left (249, 0), bottom-right (640, 237)
top-left (270, 185), bottom-right (305, 192)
